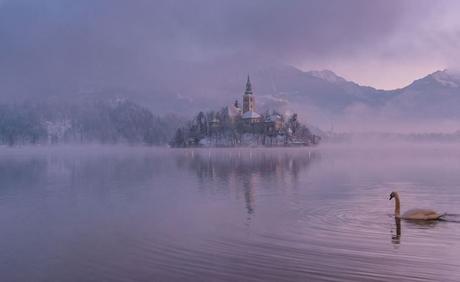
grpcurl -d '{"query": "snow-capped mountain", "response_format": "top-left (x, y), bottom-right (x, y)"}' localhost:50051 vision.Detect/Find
top-left (406, 69), bottom-right (460, 90)
top-left (306, 70), bottom-right (347, 83)
top-left (383, 70), bottom-right (460, 119)
top-left (429, 70), bottom-right (460, 88)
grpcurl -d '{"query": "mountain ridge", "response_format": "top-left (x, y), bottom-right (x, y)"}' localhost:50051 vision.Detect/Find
top-left (6, 62), bottom-right (457, 129)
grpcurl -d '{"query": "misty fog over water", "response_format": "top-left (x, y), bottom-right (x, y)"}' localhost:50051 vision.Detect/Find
top-left (1, 144), bottom-right (460, 281)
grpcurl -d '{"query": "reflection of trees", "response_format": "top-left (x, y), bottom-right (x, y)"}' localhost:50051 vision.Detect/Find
top-left (175, 150), bottom-right (319, 217)
top-left (0, 151), bottom-right (171, 200)
top-left (0, 157), bottom-right (48, 196)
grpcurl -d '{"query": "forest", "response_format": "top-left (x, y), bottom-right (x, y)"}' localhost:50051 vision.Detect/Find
top-left (0, 99), bottom-right (183, 146)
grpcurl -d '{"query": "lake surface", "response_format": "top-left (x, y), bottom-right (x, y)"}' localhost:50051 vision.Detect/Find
top-left (1, 145), bottom-right (460, 281)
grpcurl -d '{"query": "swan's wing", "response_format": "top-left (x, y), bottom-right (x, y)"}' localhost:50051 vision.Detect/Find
top-left (402, 209), bottom-right (440, 220)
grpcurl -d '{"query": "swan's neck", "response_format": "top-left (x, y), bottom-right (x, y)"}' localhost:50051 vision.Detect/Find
top-left (394, 195), bottom-right (401, 218)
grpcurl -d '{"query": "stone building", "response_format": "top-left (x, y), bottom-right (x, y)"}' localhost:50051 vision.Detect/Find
top-left (241, 75), bottom-right (261, 123)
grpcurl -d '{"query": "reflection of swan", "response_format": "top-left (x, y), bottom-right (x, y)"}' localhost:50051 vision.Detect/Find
top-left (389, 191), bottom-right (444, 220)
top-left (391, 218), bottom-right (401, 245)
top-left (391, 214), bottom-right (442, 247)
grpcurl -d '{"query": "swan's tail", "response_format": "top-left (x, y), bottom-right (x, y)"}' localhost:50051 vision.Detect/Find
top-left (439, 213), bottom-right (460, 223)
top-left (438, 213), bottom-right (448, 220)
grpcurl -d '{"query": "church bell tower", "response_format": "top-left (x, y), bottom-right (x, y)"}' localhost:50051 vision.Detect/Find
top-left (243, 75), bottom-right (255, 113)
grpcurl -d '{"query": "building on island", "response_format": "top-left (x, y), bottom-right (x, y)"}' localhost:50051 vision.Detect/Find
top-left (226, 75), bottom-right (283, 125)
top-left (173, 74), bottom-right (320, 147)
top-left (241, 75), bottom-right (261, 123)
top-left (242, 75), bottom-right (255, 112)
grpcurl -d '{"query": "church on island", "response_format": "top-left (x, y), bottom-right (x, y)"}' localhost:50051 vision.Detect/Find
top-left (240, 75), bottom-right (261, 123)
top-left (227, 76), bottom-right (283, 130)
top-left (170, 75), bottom-right (320, 147)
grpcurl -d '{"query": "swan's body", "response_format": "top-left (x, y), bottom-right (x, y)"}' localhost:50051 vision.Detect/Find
top-left (400, 208), bottom-right (441, 220)
top-left (389, 192), bottom-right (443, 220)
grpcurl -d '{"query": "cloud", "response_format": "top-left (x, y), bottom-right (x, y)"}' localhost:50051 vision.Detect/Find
top-left (0, 0), bottom-right (459, 97)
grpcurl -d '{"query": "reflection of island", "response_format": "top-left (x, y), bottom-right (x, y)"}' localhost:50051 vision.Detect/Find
top-left (175, 150), bottom-right (319, 218)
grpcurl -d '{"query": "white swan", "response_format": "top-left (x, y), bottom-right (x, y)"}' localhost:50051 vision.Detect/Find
top-left (389, 191), bottom-right (443, 220)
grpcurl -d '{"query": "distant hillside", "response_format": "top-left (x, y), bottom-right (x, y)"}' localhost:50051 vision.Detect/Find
top-left (6, 60), bottom-right (460, 132)
top-left (0, 100), bottom-right (184, 146)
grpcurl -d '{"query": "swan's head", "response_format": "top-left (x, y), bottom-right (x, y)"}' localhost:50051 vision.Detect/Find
top-left (389, 191), bottom-right (397, 200)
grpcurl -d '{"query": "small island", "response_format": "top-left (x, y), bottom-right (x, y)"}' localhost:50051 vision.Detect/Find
top-left (171, 76), bottom-right (320, 147)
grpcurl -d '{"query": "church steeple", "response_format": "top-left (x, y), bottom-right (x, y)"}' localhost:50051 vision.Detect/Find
top-left (245, 75), bottom-right (253, 95)
top-left (243, 74), bottom-right (256, 113)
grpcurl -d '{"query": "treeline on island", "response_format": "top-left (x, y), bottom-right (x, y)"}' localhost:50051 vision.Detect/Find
top-left (171, 107), bottom-right (320, 147)
top-left (0, 99), bottom-right (183, 146)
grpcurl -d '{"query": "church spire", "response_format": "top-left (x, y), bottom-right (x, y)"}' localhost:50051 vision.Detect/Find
top-left (245, 75), bottom-right (253, 95)
top-left (243, 74), bottom-right (256, 113)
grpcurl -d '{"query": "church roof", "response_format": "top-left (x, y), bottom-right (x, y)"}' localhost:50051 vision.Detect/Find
top-left (242, 111), bottom-right (261, 119)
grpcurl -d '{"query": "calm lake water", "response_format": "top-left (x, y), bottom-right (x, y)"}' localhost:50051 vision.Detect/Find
top-left (1, 145), bottom-right (460, 281)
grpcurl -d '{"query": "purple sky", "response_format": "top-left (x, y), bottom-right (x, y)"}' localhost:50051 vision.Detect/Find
top-left (1, 0), bottom-right (459, 90)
